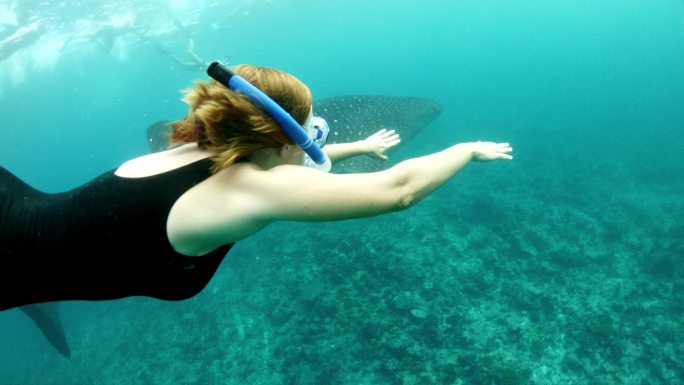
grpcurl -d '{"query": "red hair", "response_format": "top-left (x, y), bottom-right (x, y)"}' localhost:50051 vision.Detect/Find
top-left (169, 64), bottom-right (312, 172)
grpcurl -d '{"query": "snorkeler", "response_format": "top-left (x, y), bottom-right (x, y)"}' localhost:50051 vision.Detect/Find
top-left (155, 35), bottom-right (213, 72)
top-left (0, 62), bottom-right (512, 311)
top-left (0, 20), bottom-right (42, 62)
top-left (154, 18), bottom-right (223, 72)
top-left (62, 16), bottom-right (148, 54)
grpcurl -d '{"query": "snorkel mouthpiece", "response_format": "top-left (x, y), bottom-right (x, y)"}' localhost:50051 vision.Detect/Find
top-left (207, 62), bottom-right (331, 171)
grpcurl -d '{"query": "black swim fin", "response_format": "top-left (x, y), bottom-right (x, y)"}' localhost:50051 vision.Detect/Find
top-left (20, 303), bottom-right (71, 358)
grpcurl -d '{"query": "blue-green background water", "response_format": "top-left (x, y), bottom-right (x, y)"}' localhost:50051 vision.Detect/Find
top-left (1, 0), bottom-right (683, 384)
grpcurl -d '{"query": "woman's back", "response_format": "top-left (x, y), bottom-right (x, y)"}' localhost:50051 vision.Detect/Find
top-left (118, 143), bottom-right (275, 256)
top-left (0, 151), bottom-right (232, 311)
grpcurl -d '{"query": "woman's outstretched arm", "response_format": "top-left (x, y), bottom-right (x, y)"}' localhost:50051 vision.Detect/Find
top-left (245, 141), bottom-right (513, 223)
top-left (324, 129), bottom-right (401, 163)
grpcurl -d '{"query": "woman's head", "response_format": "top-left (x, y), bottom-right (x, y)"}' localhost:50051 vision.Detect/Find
top-left (169, 64), bottom-right (312, 172)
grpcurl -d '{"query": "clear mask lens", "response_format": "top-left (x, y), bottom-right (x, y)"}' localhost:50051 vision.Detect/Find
top-left (306, 116), bottom-right (330, 148)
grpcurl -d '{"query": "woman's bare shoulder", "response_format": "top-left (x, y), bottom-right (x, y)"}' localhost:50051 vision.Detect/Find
top-left (115, 143), bottom-right (210, 178)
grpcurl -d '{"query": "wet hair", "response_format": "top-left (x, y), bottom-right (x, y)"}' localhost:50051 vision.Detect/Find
top-left (169, 64), bottom-right (312, 172)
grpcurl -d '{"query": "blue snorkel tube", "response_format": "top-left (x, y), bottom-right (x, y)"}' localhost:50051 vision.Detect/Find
top-left (207, 62), bottom-right (331, 172)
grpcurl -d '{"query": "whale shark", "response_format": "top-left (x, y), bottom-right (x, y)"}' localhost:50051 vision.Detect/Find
top-left (147, 94), bottom-right (442, 172)
top-left (314, 95), bottom-right (442, 172)
top-left (24, 94), bottom-right (441, 358)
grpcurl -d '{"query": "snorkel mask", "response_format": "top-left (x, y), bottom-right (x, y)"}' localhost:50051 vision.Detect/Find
top-left (303, 112), bottom-right (330, 168)
top-left (207, 62), bottom-right (332, 172)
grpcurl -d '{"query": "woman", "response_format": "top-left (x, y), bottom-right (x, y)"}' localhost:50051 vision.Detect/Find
top-left (0, 64), bottom-right (512, 311)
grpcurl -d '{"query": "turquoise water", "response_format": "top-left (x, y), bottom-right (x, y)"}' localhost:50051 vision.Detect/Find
top-left (1, 0), bottom-right (683, 384)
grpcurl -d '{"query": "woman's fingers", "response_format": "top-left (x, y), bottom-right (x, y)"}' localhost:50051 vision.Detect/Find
top-left (378, 129), bottom-right (399, 143)
top-left (472, 141), bottom-right (513, 161)
top-left (493, 143), bottom-right (513, 159)
top-left (367, 129), bottom-right (401, 149)
top-left (385, 137), bottom-right (401, 148)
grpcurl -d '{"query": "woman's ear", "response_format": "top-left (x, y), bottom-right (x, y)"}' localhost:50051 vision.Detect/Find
top-left (279, 144), bottom-right (292, 157)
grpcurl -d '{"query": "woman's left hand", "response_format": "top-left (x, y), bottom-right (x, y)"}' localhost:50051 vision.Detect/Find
top-left (361, 129), bottom-right (401, 160)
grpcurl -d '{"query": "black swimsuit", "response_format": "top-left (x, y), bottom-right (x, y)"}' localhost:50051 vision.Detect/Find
top-left (0, 159), bottom-right (232, 311)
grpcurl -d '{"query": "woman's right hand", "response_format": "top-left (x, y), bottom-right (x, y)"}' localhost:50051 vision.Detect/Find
top-left (468, 141), bottom-right (513, 161)
top-left (361, 128), bottom-right (402, 160)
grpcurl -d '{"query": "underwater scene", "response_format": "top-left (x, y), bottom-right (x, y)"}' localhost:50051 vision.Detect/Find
top-left (1, 0), bottom-right (683, 384)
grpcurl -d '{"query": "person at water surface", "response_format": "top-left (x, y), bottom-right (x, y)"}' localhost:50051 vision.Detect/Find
top-left (0, 20), bottom-right (42, 62)
top-left (0, 63), bottom-right (512, 311)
